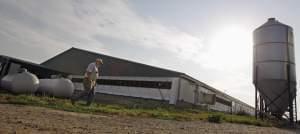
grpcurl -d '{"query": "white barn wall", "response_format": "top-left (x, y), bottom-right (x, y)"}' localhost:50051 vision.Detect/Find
top-left (178, 77), bottom-right (231, 112)
top-left (232, 102), bottom-right (255, 115)
top-left (98, 85), bottom-right (170, 100)
top-left (72, 75), bottom-right (179, 104)
top-left (71, 75), bottom-right (255, 115)
top-left (209, 102), bottom-right (232, 112)
top-left (169, 78), bottom-right (180, 104)
top-left (178, 78), bottom-right (197, 104)
top-left (178, 77), bottom-right (254, 114)
top-left (199, 86), bottom-right (214, 94)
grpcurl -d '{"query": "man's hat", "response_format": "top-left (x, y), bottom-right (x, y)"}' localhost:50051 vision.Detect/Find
top-left (96, 58), bottom-right (103, 64)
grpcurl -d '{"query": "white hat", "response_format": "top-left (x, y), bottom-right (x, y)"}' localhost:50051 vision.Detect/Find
top-left (96, 58), bottom-right (103, 64)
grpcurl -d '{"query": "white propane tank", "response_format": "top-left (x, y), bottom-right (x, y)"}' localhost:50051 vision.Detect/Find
top-left (1, 71), bottom-right (39, 94)
top-left (38, 78), bottom-right (74, 98)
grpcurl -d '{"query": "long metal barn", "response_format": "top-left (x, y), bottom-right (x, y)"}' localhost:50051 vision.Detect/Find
top-left (41, 47), bottom-right (255, 115)
top-left (0, 48), bottom-right (254, 115)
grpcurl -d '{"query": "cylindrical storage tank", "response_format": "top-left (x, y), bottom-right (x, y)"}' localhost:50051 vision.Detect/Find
top-left (37, 78), bottom-right (74, 98)
top-left (1, 71), bottom-right (39, 94)
top-left (253, 18), bottom-right (296, 117)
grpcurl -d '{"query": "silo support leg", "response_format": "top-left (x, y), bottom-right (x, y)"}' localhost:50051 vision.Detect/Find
top-left (287, 64), bottom-right (294, 123)
top-left (255, 87), bottom-right (258, 119)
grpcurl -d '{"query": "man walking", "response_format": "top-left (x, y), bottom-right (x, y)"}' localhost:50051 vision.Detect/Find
top-left (71, 58), bottom-right (103, 106)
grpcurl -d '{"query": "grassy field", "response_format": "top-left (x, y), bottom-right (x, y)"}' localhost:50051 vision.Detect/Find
top-left (0, 93), bottom-right (272, 127)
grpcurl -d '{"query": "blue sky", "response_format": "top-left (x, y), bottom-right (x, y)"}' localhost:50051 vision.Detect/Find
top-left (0, 0), bottom-right (300, 117)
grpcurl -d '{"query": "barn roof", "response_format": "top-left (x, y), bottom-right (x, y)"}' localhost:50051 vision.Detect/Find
top-left (0, 55), bottom-right (69, 78)
top-left (42, 47), bottom-right (183, 77)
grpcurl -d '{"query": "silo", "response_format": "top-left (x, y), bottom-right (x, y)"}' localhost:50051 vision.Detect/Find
top-left (253, 18), bottom-right (297, 120)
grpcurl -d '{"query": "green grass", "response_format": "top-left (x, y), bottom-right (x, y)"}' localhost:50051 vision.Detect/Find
top-left (0, 93), bottom-right (272, 127)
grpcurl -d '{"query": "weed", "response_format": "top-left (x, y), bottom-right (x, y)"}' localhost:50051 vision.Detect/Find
top-left (208, 114), bottom-right (223, 123)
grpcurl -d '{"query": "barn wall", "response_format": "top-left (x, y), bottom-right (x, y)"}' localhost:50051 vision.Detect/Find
top-left (72, 75), bottom-right (179, 104)
top-left (177, 77), bottom-right (255, 115)
top-left (209, 102), bottom-right (232, 113)
top-left (178, 78), bottom-right (197, 104)
top-left (232, 102), bottom-right (255, 115)
top-left (72, 75), bottom-right (255, 115)
top-left (178, 78), bottom-right (231, 112)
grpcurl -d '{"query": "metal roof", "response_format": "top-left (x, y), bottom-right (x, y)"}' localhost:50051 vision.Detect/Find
top-left (42, 47), bottom-right (184, 77)
top-left (0, 55), bottom-right (69, 78)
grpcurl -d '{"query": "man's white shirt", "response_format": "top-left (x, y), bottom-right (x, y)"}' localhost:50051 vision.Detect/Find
top-left (84, 62), bottom-right (99, 81)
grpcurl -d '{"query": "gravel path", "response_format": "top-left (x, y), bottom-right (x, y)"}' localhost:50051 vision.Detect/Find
top-left (0, 104), bottom-right (297, 134)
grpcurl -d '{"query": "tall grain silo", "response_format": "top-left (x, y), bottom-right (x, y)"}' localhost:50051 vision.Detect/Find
top-left (253, 18), bottom-right (297, 122)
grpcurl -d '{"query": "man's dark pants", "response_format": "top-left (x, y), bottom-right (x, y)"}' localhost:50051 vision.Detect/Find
top-left (71, 78), bottom-right (95, 105)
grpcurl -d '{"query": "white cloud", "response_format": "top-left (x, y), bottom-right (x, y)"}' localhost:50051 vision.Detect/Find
top-left (71, 0), bottom-right (204, 59)
top-left (0, 0), bottom-right (204, 63)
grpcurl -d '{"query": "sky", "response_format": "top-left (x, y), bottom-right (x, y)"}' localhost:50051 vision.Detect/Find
top-left (0, 0), bottom-right (300, 117)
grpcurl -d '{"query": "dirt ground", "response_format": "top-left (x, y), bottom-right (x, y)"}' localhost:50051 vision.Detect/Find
top-left (0, 104), bottom-right (297, 134)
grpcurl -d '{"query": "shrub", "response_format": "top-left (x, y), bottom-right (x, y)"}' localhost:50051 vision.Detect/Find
top-left (236, 110), bottom-right (250, 116)
top-left (208, 114), bottom-right (223, 123)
